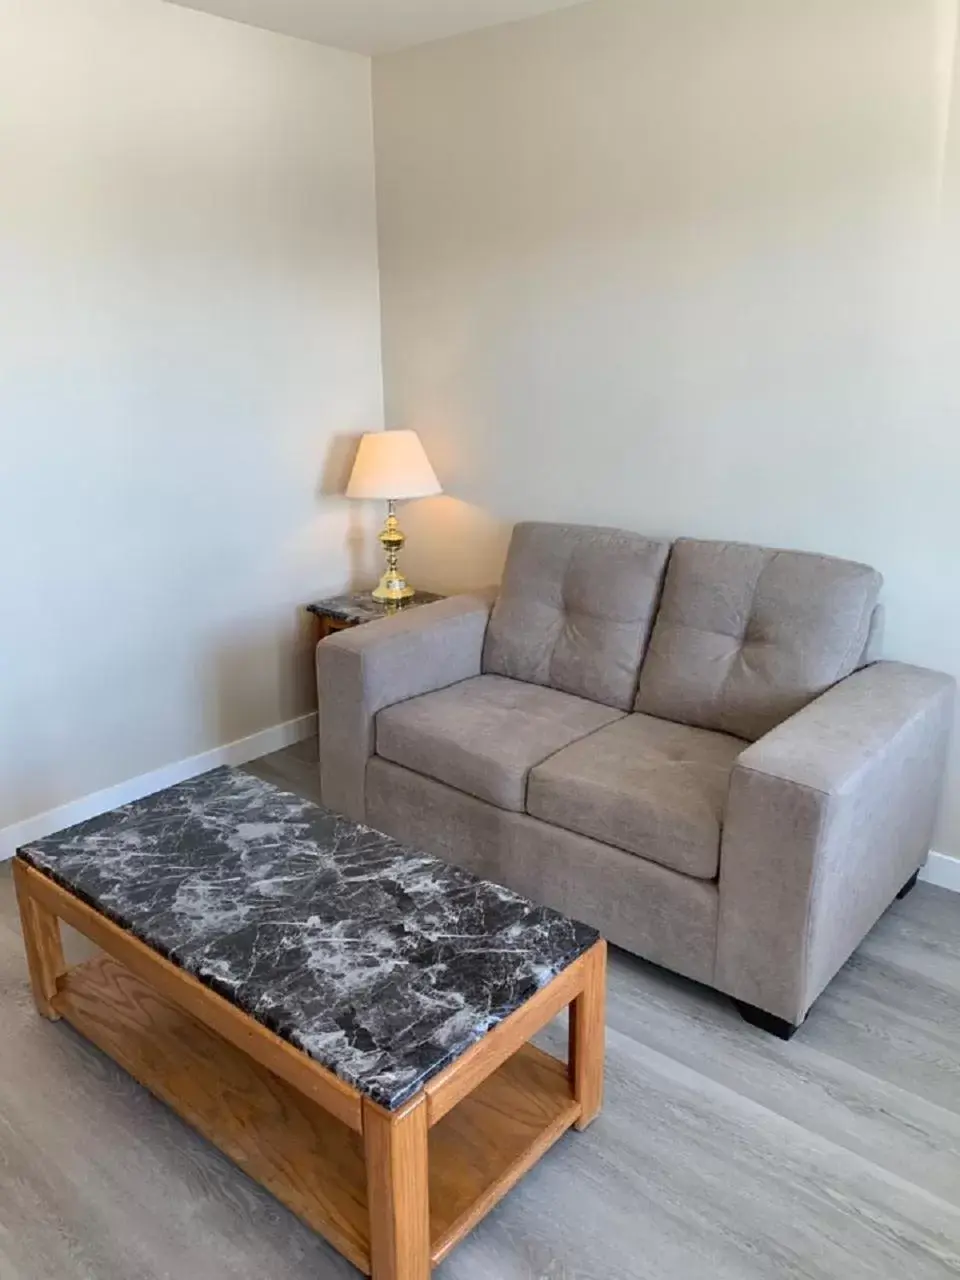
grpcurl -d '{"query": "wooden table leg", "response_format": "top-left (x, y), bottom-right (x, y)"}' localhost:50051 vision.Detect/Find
top-left (363, 1094), bottom-right (431, 1280)
top-left (569, 939), bottom-right (606, 1131)
top-left (12, 860), bottom-right (66, 1021)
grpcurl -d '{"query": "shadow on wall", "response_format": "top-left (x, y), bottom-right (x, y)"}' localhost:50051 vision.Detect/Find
top-left (318, 432), bottom-right (380, 591)
top-left (208, 616), bottom-right (313, 748)
top-left (201, 433), bottom-right (383, 746)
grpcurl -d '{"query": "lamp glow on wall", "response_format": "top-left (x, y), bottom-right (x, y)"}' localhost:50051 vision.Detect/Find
top-left (346, 430), bottom-right (442, 601)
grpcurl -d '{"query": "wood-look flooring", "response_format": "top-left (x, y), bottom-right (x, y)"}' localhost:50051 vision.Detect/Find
top-left (1, 738), bottom-right (959, 1279)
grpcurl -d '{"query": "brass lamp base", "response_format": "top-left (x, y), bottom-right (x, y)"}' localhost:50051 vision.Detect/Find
top-left (372, 576), bottom-right (415, 603)
top-left (372, 501), bottom-right (417, 602)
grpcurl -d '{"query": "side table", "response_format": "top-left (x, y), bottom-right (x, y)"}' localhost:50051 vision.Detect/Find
top-left (307, 591), bottom-right (446, 646)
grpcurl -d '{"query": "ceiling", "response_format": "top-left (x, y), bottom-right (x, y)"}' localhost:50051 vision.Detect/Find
top-left (165, 0), bottom-right (587, 55)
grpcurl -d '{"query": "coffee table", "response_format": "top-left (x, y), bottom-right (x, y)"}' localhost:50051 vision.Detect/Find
top-left (15, 767), bottom-right (606, 1279)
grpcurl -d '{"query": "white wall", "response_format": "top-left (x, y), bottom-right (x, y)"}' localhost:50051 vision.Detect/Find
top-left (0, 0), bottom-right (383, 830)
top-left (374, 0), bottom-right (960, 857)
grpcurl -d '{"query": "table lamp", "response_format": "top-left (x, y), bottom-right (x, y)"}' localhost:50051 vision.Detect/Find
top-left (346, 430), bottom-right (442, 602)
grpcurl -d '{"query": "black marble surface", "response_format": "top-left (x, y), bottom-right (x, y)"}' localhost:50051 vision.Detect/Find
top-left (18, 769), bottom-right (598, 1110)
top-left (307, 590), bottom-right (444, 625)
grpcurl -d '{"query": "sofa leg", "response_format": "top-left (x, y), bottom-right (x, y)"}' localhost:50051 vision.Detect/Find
top-left (896, 870), bottom-right (920, 901)
top-left (734, 1000), bottom-right (802, 1041)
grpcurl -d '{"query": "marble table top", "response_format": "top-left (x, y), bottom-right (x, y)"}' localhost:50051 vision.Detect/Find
top-left (18, 768), bottom-right (598, 1110)
top-left (307, 590), bottom-right (444, 626)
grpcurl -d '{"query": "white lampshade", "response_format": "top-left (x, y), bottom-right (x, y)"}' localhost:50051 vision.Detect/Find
top-left (346, 430), bottom-right (442, 501)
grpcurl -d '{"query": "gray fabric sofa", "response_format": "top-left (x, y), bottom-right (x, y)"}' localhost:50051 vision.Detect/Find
top-left (317, 523), bottom-right (955, 1036)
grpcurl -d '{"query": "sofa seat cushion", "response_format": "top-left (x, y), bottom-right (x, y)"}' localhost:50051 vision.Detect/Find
top-left (527, 713), bottom-right (747, 879)
top-left (375, 675), bottom-right (624, 813)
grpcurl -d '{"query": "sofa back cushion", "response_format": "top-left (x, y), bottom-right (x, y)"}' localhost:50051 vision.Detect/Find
top-left (635, 539), bottom-right (882, 740)
top-left (483, 522), bottom-right (672, 711)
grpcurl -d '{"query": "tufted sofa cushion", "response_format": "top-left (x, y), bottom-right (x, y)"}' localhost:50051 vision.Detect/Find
top-left (528, 712), bottom-right (746, 879)
top-left (635, 539), bottom-right (883, 740)
top-left (482, 522), bottom-right (672, 711)
top-left (376, 674), bottom-right (624, 812)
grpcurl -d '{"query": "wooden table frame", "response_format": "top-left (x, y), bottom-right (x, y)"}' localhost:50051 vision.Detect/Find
top-left (13, 858), bottom-right (606, 1279)
top-left (312, 612), bottom-right (356, 644)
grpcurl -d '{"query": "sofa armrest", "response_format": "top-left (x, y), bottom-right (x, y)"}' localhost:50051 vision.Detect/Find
top-left (716, 661), bottom-right (955, 1025)
top-left (317, 591), bottom-right (496, 822)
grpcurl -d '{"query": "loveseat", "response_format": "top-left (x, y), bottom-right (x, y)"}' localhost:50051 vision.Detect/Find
top-left (317, 523), bottom-right (954, 1036)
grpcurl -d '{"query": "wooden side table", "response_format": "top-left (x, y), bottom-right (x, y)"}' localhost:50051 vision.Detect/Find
top-left (307, 591), bottom-right (445, 646)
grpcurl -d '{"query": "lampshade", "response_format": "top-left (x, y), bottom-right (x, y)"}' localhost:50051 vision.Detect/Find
top-left (346, 430), bottom-right (442, 501)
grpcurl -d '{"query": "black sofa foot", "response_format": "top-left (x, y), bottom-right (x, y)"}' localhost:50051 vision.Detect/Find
top-left (735, 1001), bottom-right (802, 1041)
top-left (897, 870), bottom-right (920, 901)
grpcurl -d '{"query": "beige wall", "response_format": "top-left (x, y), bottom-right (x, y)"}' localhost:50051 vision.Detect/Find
top-left (374, 0), bottom-right (960, 856)
top-left (4, 0), bottom-right (959, 857)
top-left (0, 0), bottom-right (383, 829)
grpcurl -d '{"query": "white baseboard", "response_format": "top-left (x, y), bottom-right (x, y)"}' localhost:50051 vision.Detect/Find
top-left (920, 851), bottom-right (960, 894)
top-left (0, 713), bottom-right (318, 862)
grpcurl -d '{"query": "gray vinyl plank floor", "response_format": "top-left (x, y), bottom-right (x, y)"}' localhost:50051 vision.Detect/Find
top-left (2, 741), bottom-right (959, 1279)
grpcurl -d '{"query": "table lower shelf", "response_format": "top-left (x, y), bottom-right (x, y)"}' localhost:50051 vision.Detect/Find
top-left (52, 954), bottom-right (579, 1274)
